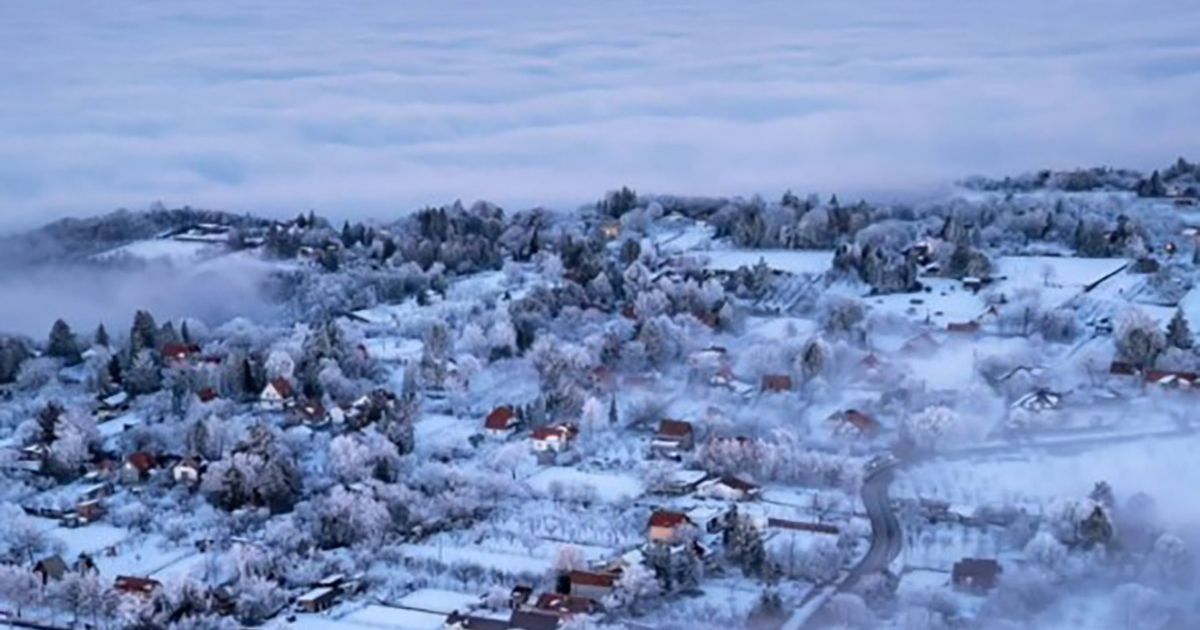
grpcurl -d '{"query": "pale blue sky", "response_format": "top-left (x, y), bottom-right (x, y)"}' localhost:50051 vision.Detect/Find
top-left (1, 0), bottom-right (1198, 229)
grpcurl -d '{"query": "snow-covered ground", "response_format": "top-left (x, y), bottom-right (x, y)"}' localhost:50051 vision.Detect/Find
top-left (704, 249), bottom-right (834, 276)
top-left (93, 239), bottom-right (216, 265)
top-left (525, 466), bottom-right (644, 503)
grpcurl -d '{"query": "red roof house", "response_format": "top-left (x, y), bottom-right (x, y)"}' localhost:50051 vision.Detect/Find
top-left (485, 406), bottom-right (519, 435)
top-left (115, 575), bottom-right (161, 597)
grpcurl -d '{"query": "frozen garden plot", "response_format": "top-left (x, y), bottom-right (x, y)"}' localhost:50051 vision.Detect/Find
top-left (1, 161), bottom-right (1200, 628)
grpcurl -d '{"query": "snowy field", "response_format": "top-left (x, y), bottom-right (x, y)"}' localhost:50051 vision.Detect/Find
top-left (5, 1), bottom-right (1200, 228)
top-left (704, 250), bottom-right (833, 276)
top-left (93, 239), bottom-right (216, 265)
top-left (525, 466), bottom-right (644, 503)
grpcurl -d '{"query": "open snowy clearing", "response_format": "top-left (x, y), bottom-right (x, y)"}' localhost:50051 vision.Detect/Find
top-left (703, 249), bottom-right (834, 276)
top-left (393, 588), bottom-right (482, 615)
top-left (93, 238), bottom-right (216, 265)
top-left (525, 466), bottom-right (644, 502)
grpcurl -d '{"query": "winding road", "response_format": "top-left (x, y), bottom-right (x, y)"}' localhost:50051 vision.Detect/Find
top-left (839, 463), bottom-right (902, 592)
top-left (786, 457), bottom-right (902, 630)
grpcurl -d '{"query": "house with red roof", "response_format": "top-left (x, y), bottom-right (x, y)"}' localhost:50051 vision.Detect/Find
top-left (485, 406), bottom-right (520, 437)
top-left (566, 571), bottom-right (617, 600)
top-left (161, 343), bottom-right (201, 363)
top-left (651, 419), bottom-right (694, 458)
top-left (259, 378), bottom-right (295, 410)
top-left (532, 424), bottom-right (578, 452)
top-left (121, 452), bottom-right (157, 484)
top-left (114, 575), bottom-right (161, 598)
top-left (698, 474), bottom-right (762, 501)
top-left (648, 510), bottom-right (693, 543)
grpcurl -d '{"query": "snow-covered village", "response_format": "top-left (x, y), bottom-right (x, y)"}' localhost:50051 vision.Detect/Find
top-left (0, 161), bottom-right (1198, 629)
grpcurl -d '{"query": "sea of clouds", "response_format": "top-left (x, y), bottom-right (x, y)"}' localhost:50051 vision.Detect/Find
top-left (1, 0), bottom-right (1199, 230)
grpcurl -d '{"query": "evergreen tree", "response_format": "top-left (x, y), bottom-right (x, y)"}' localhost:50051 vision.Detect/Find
top-left (159, 322), bottom-right (179, 346)
top-left (37, 401), bottom-right (63, 444)
top-left (129, 310), bottom-right (159, 357)
top-left (47, 319), bottom-right (81, 365)
top-left (608, 394), bottom-right (619, 426)
top-left (94, 324), bottom-right (109, 348)
top-left (0, 338), bottom-right (31, 384)
top-left (180, 321), bottom-right (192, 344)
top-left (1167, 309), bottom-right (1192, 349)
top-left (106, 355), bottom-right (123, 386)
top-left (125, 349), bottom-right (162, 395)
top-left (258, 454), bottom-right (302, 514)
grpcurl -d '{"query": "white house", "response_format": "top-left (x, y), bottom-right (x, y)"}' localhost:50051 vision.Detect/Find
top-left (259, 378), bottom-right (295, 410)
top-left (531, 424), bottom-right (578, 452)
top-left (697, 474), bottom-right (762, 502)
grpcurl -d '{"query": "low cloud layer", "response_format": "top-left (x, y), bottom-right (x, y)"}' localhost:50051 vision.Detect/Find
top-left (0, 254), bottom-right (280, 338)
top-left (1, 0), bottom-right (1199, 229)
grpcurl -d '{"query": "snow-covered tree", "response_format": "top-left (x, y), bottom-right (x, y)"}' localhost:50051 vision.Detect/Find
top-left (604, 562), bottom-right (660, 614)
top-left (1166, 310), bottom-right (1192, 350)
top-left (1116, 310), bottom-right (1166, 367)
top-left (47, 319), bottom-right (82, 365)
top-left (0, 563), bottom-right (40, 618)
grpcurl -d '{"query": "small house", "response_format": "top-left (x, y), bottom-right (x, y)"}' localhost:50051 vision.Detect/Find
top-left (296, 586), bottom-right (339, 613)
top-left (173, 456), bottom-right (205, 485)
top-left (122, 452), bottom-right (157, 483)
top-left (260, 378), bottom-right (295, 410)
top-left (648, 510), bottom-right (693, 543)
top-left (660, 469), bottom-right (708, 495)
top-left (952, 558), bottom-right (1002, 594)
top-left (115, 576), bottom-right (162, 598)
top-left (566, 571), bottom-right (617, 600)
top-left (197, 387), bottom-right (220, 403)
top-left (98, 391), bottom-right (130, 413)
top-left (698, 474), bottom-right (762, 501)
top-left (72, 499), bottom-right (106, 524)
top-left (485, 406), bottom-right (520, 437)
top-left (760, 374), bottom-right (793, 393)
top-left (162, 343), bottom-right (200, 363)
top-left (34, 555), bottom-right (68, 584)
top-left (686, 505), bottom-right (729, 534)
top-left (532, 424), bottom-right (578, 453)
top-left (651, 419), bottom-right (695, 458)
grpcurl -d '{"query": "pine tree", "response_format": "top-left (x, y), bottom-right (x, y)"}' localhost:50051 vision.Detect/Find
top-left (159, 322), bottom-right (179, 346)
top-left (1167, 309), bottom-right (1192, 349)
top-left (107, 355), bottom-right (123, 385)
top-left (37, 401), bottom-right (63, 444)
top-left (125, 349), bottom-right (162, 395)
top-left (47, 319), bottom-right (81, 365)
top-left (94, 324), bottom-right (109, 348)
top-left (608, 395), bottom-right (619, 426)
top-left (129, 310), bottom-right (159, 357)
top-left (180, 321), bottom-right (192, 344)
